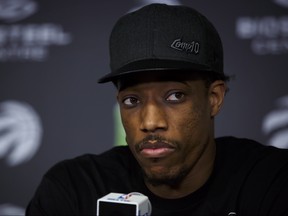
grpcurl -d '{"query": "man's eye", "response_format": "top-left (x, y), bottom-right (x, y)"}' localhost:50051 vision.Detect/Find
top-left (123, 97), bottom-right (139, 106)
top-left (166, 92), bottom-right (185, 102)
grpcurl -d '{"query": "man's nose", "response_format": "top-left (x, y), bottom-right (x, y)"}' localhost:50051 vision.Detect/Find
top-left (139, 102), bottom-right (168, 133)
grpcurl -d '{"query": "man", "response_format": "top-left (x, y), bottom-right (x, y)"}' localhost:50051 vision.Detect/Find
top-left (26, 4), bottom-right (288, 215)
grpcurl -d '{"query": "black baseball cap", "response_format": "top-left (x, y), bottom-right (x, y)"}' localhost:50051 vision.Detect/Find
top-left (98, 3), bottom-right (224, 83)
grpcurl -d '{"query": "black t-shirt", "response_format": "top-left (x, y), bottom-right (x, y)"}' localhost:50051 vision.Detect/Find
top-left (26, 137), bottom-right (288, 215)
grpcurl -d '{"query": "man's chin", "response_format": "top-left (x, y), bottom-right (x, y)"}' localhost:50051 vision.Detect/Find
top-left (143, 168), bottom-right (190, 187)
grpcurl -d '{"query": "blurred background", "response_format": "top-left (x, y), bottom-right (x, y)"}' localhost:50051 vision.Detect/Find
top-left (1, 0), bottom-right (288, 214)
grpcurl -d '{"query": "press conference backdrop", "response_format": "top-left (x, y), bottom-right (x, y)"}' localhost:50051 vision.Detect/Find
top-left (1, 0), bottom-right (288, 214)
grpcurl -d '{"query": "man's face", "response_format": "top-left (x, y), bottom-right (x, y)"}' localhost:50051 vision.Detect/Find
top-left (117, 76), bottom-right (222, 186)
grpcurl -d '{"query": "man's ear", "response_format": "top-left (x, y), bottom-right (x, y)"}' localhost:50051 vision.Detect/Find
top-left (209, 80), bottom-right (227, 117)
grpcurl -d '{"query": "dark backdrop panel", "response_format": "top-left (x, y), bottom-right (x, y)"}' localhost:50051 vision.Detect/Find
top-left (0, 0), bottom-right (287, 214)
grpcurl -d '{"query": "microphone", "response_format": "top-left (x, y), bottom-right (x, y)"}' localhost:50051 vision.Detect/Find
top-left (97, 192), bottom-right (152, 216)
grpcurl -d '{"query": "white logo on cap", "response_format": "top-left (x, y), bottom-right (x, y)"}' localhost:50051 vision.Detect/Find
top-left (171, 38), bottom-right (200, 54)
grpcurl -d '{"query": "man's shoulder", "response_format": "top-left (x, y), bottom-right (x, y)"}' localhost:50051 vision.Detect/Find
top-left (214, 137), bottom-right (288, 214)
top-left (216, 136), bottom-right (264, 148)
top-left (44, 146), bottom-right (135, 180)
top-left (214, 136), bottom-right (288, 173)
top-left (215, 136), bottom-right (287, 155)
top-left (27, 146), bottom-right (139, 215)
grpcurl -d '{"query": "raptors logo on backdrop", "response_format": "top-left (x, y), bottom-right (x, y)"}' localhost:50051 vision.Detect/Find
top-left (262, 96), bottom-right (288, 148)
top-left (0, 100), bottom-right (43, 166)
top-left (0, 100), bottom-right (42, 215)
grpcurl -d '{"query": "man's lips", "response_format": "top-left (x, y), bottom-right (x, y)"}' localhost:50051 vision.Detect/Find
top-left (137, 141), bottom-right (176, 158)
